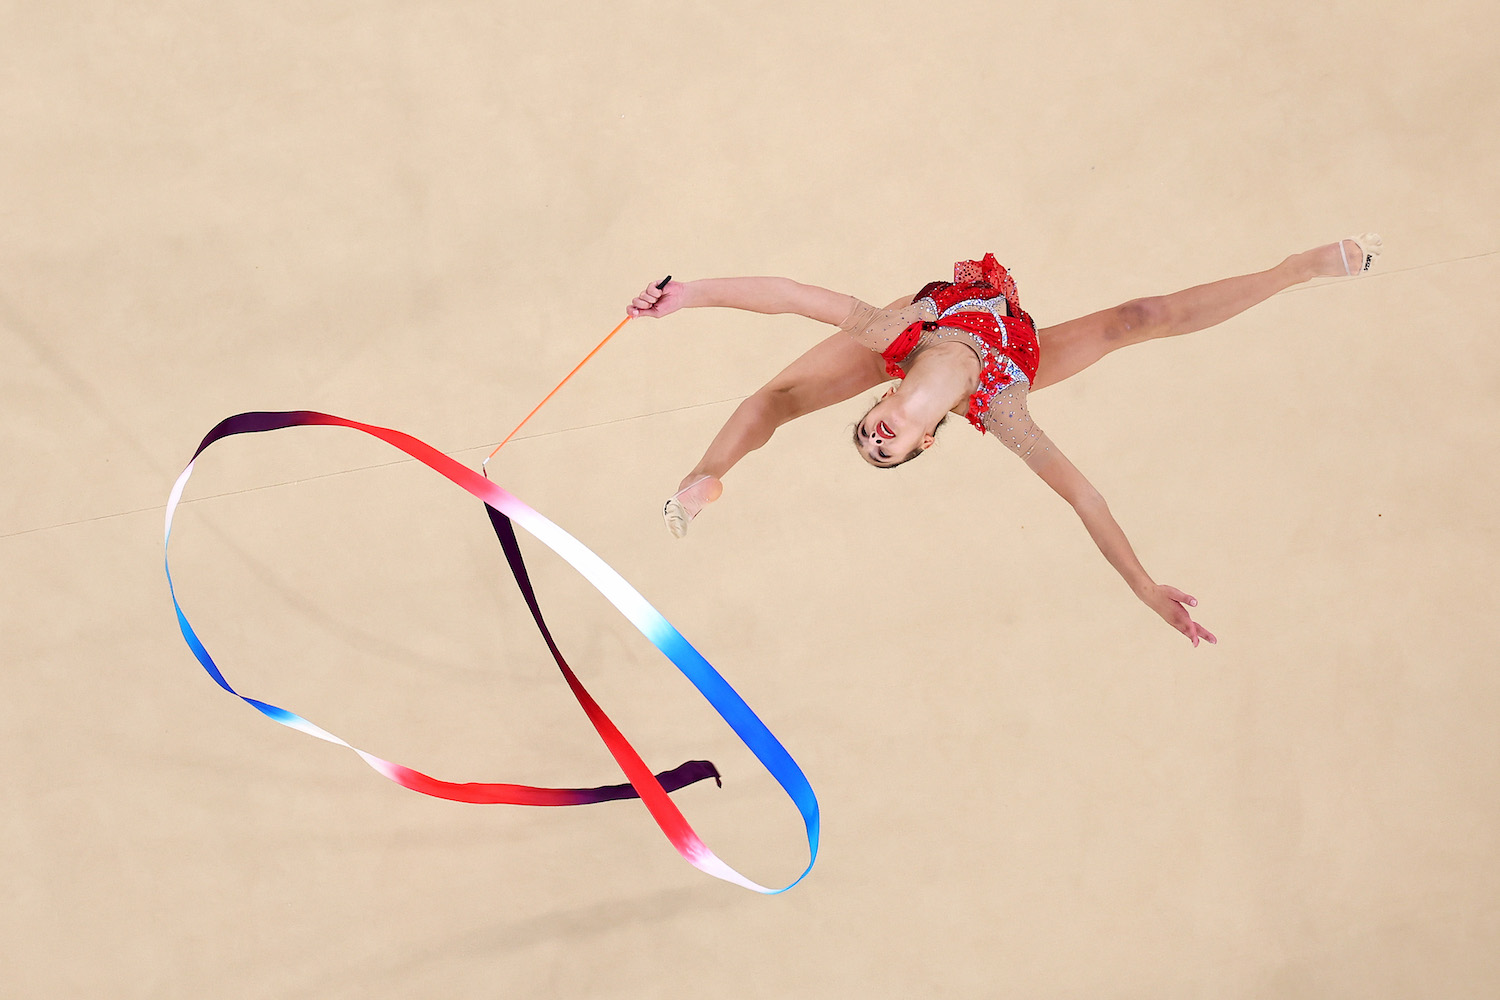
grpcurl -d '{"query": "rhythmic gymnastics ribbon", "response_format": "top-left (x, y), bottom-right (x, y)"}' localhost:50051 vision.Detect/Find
top-left (166, 292), bottom-right (819, 893)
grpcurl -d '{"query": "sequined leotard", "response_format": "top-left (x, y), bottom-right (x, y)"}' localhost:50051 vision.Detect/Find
top-left (838, 254), bottom-right (1050, 466)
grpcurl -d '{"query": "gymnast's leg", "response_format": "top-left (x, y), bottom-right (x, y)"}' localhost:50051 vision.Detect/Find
top-left (1031, 236), bottom-right (1380, 391)
top-left (665, 331), bottom-right (888, 536)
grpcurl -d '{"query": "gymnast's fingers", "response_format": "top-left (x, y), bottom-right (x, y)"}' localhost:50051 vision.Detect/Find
top-left (1164, 585), bottom-right (1198, 608)
top-left (627, 288), bottom-right (661, 317)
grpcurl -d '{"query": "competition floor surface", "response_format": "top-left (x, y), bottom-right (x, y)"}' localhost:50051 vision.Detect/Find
top-left (5, 3), bottom-right (1499, 997)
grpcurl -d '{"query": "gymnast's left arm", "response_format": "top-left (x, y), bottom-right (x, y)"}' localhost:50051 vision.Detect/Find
top-left (626, 276), bottom-right (854, 325)
top-left (987, 389), bottom-right (1217, 647)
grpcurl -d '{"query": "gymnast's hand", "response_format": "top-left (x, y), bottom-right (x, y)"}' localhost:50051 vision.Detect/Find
top-left (627, 277), bottom-right (684, 318)
top-left (1140, 584), bottom-right (1217, 647)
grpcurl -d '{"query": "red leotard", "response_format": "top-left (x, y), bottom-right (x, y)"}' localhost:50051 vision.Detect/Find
top-left (878, 253), bottom-right (1040, 433)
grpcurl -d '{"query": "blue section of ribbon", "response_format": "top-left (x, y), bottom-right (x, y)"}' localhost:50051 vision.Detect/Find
top-left (647, 626), bottom-right (822, 872)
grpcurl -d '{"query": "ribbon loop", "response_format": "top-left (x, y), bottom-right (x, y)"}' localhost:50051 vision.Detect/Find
top-left (166, 410), bottom-right (819, 893)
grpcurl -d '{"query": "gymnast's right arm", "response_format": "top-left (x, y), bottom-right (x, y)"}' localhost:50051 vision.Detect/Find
top-left (627, 277), bottom-right (853, 325)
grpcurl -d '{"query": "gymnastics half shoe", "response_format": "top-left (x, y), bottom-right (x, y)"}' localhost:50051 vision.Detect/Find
top-left (663, 476), bottom-right (721, 538)
top-left (1340, 233), bottom-right (1383, 275)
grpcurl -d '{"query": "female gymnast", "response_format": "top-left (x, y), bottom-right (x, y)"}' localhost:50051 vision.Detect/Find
top-left (626, 236), bottom-right (1381, 647)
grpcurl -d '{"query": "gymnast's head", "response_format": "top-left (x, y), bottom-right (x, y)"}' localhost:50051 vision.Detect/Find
top-left (852, 391), bottom-right (947, 469)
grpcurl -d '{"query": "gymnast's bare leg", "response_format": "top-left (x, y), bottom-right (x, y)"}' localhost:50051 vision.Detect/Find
top-left (663, 329), bottom-right (887, 535)
top-left (1031, 237), bottom-right (1379, 390)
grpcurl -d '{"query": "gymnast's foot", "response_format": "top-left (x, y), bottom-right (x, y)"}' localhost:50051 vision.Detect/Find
top-left (663, 475), bottom-right (723, 538)
top-left (1305, 233), bottom-right (1383, 278)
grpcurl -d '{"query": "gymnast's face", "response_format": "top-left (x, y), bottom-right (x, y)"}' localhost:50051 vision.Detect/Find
top-left (854, 395), bottom-right (935, 468)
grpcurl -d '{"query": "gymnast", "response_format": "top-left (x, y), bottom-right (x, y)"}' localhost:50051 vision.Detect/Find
top-left (626, 236), bottom-right (1381, 647)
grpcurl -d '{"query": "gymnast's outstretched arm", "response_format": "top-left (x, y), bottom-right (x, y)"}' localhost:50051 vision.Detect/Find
top-left (988, 387), bottom-right (1216, 646)
top-left (1032, 446), bottom-right (1214, 646)
top-left (627, 277), bottom-right (854, 326)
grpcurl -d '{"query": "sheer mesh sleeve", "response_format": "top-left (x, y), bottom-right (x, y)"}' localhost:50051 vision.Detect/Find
top-left (979, 381), bottom-right (1055, 471)
top-left (837, 296), bottom-right (938, 355)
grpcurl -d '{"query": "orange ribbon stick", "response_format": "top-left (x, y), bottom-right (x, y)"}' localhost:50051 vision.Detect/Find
top-left (483, 276), bottom-right (671, 469)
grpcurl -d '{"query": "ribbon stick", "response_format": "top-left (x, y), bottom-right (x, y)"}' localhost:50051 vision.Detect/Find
top-left (483, 276), bottom-right (671, 469)
top-left (166, 410), bottom-right (819, 893)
